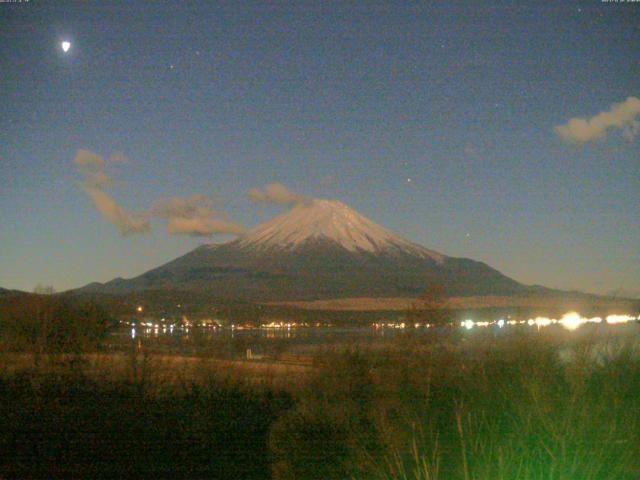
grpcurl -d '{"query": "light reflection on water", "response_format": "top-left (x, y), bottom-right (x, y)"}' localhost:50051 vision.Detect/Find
top-left (109, 317), bottom-right (640, 363)
top-left (115, 313), bottom-right (639, 348)
top-left (124, 325), bottom-right (377, 341)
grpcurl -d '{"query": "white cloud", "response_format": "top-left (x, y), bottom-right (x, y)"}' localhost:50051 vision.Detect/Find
top-left (555, 96), bottom-right (640, 143)
top-left (83, 187), bottom-right (151, 236)
top-left (247, 182), bottom-right (311, 205)
top-left (166, 216), bottom-right (246, 236)
top-left (73, 149), bottom-right (105, 171)
top-left (74, 150), bottom-right (246, 238)
top-left (74, 149), bottom-right (150, 235)
top-left (153, 195), bottom-right (246, 236)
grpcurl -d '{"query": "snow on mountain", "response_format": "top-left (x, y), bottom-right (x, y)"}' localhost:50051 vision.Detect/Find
top-left (75, 197), bottom-right (532, 300)
top-left (234, 199), bottom-right (445, 262)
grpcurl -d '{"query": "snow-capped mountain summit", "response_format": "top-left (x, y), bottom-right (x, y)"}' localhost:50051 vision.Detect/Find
top-left (235, 199), bottom-right (444, 262)
top-left (78, 198), bottom-right (528, 300)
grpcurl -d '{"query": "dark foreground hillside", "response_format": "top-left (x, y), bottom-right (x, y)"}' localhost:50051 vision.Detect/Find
top-left (0, 369), bottom-right (292, 479)
top-left (0, 294), bottom-right (638, 479)
top-left (270, 330), bottom-right (640, 480)
top-left (1, 325), bottom-right (640, 480)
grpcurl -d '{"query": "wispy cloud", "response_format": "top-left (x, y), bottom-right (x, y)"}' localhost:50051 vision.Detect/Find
top-left (247, 182), bottom-right (311, 206)
top-left (166, 216), bottom-right (246, 236)
top-left (555, 96), bottom-right (640, 143)
top-left (152, 195), bottom-right (246, 236)
top-left (74, 149), bottom-right (105, 171)
top-left (74, 150), bottom-right (150, 236)
top-left (74, 150), bottom-right (245, 238)
top-left (83, 187), bottom-right (151, 236)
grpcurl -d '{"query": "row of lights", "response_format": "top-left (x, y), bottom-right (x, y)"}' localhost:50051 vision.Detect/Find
top-left (373, 313), bottom-right (638, 331)
top-left (461, 313), bottom-right (638, 331)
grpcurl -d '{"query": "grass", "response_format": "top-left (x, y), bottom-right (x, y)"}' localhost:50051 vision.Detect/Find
top-left (0, 323), bottom-right (639, 479)
top-left (269, 325), bottom-right (640, 480)
top-left (0, 350), bottom-right (294, 479)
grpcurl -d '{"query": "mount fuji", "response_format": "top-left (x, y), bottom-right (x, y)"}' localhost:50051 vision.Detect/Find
top-left (79, 199), bottom-right (531, 301)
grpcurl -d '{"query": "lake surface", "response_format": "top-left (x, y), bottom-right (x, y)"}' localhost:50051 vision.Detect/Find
top-left (109, 315), bottom-right (640, 359)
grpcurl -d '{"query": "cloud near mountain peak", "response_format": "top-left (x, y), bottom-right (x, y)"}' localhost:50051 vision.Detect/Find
top-left (74, 150), bottom-right (245, 237)
top-left (75, 152), bottom-right (318, 238)
top-left (247, 182), bottom-right (312, 206)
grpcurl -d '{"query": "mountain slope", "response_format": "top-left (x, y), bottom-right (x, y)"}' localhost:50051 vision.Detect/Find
top-left (78, 199), bottom-right (529, 301)
top-left (0, 287), bottom-right (27, 298)
top-left (237, 199), bottom-right (444, 261)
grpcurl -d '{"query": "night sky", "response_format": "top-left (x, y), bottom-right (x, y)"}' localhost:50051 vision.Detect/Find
top-left (1, 1), bottom-right (638, 296)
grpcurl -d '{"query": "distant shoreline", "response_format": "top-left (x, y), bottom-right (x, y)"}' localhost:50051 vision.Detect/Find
top-left (265, 295), bottom-right (638, 312)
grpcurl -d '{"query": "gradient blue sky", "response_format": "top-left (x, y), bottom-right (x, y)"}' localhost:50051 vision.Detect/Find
top-left (1, 1), bottom-right (638, 296)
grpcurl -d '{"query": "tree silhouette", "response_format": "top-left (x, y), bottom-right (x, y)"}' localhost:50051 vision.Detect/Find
top-left (405, 283), bottom-right (449, 328)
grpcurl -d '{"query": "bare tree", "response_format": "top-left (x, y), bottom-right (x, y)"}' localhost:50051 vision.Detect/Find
top-left (33, 284), bottom-right (56, 295)
top-left (405, 283), bottom-right (449, 328)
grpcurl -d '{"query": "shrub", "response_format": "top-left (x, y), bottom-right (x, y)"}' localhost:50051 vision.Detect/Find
top-left (269, 332), bottom-right (640, 480)
top-left (0, 371), bottom-right (292, 479)
top-left (0, 295), bottom-right (113, 353)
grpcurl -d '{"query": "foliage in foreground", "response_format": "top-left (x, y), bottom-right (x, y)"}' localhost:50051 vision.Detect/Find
top-left (269, 329), bottom-right (640, 480)
top-left (0, 366), bottom-right (292, 479)
top-left (0, 294), bottom-right (113, 354)
top-left (1, 319), bottom-right (639, 480)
